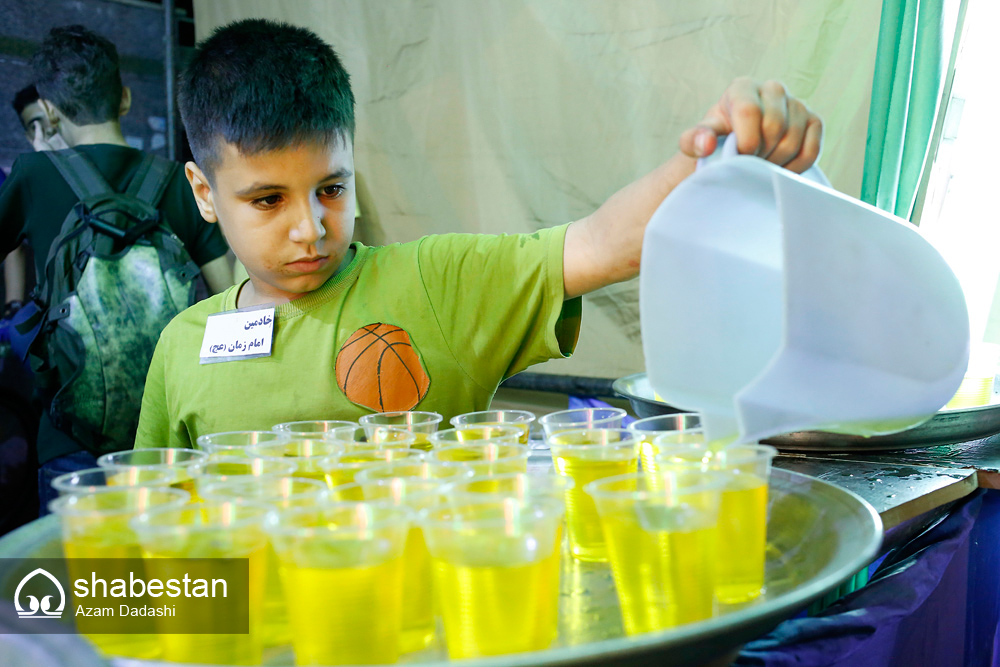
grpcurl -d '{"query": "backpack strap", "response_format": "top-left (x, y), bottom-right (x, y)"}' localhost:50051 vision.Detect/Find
top-left (125, 154), bottom-right (177, 208)
top-left (44, 149), bottom-right (114, 200)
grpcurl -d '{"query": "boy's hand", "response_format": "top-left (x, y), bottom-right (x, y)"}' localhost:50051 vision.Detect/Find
top-left (563, 77), bottom-right (823, 299)
top-left (678, 77), bottom-right (822, 173)
top-left (29, 120), bottom-right (69, 152)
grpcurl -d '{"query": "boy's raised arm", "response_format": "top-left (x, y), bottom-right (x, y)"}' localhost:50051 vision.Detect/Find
top-left (562, 77), bottom-right (823, 299)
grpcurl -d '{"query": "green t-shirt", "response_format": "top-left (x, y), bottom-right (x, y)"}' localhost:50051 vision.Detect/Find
top-left (135, 226), bottom-right (581, 449)
top-left (0, 144), bottom-right (231, 464)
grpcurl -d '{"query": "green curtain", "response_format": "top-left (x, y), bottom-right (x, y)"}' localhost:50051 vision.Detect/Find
top-left (862, 0), bottom-right (951, 219)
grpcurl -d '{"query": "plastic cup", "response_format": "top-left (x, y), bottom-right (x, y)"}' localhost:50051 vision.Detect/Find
top-left (131, 500), bottom-right (272, 664)
top-left (547, 428), bottom-right (641, 562)
top-left (654, 443), bottom-right (776, 603)
top-left (450, 410), bottom-right (536, 444)
top-left (96, 448), bottom-right (208, 500)
top-left (49, 487), bottom-right (190, 659)
top-left (333, 479), bottom-right (443, 652)
top-left (627, 413), bottom-right (703, 473)
top-left (438, 472), bottom-right (574, 503)
top-left (585, 472), bottom-right (725, 634)
top-left (195, 431), bottom-right (287, 457)
top-left (418, 497), bottom-right (564, 659)
top-left (198, 475), bottom-right (330, 647)
top-left (247, 439), bottom-right (344, 483)
top-left (354, 460), bottom-right (474, 485)
top-left (51, 466), bottom-right (184, 496)
top-left (430, 425), bottom-right (523, 449)
top-left (539, 407), bottom-right (626, 439)
top-left (266, 503), bottom-right (411, 665)
top-left (193, 457), bottom-right (298, 491)
top-left (430, 443), bottom-right (530, 476)
top-left (319, 449), bottom-right (426, 493)
top-left (272, 420), bottom-right (356, 438)
top-left (324, 425), bottom-right (416, 451)
top-left (359, 411), bottom-right (443, 451)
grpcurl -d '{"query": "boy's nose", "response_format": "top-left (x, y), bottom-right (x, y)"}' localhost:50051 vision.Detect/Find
top-left (289, 198), bottom-right (327, 245)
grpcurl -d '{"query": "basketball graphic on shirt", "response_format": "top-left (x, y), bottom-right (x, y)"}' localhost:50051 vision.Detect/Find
top-left (336, 323), bottom-right (430, 412)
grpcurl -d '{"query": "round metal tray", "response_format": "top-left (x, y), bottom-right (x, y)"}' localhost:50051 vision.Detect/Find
top-left (614, 371), bottom-right (1000, 452)
top-left (0, 469), bottom-right (881, 667)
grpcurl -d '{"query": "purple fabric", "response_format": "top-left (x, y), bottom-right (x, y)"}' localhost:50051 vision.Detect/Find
top-left (736, 490), bottom-right (984, 667)
top-left (567, 396), bottom-right (637, 428)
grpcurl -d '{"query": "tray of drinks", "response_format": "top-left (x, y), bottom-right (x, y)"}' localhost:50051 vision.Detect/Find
top-left (614, 371), bottom-right (1000, 452)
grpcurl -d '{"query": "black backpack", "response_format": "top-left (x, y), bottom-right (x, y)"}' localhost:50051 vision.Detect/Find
top-left (29, 149), bottom-right (200, 454)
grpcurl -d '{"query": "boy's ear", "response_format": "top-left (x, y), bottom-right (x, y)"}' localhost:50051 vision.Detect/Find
top-left (119, 86), bottom-right (132, 118)
top-left (185, 161), bottom-right (218, 223)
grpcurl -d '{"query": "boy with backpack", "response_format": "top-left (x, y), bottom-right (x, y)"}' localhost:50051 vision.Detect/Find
top-left (135, 19), bottom-right (821, 449)
top-left (0, 26), bottom-right (234, 511)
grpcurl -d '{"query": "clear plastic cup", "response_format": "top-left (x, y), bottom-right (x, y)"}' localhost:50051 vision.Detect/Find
top-left (319, 449), bottom-right (426, 493)
top-left (547, 428), bottom-right (641, 562)
top-left (539, 407), bottom-right (627, 439)
top-left (430, 443), bottom-right (530, 476)
top-left (272, 420), bottom-right (356, 438)
top-left (418, 497), bottom-right (565, 659)
top-left (131, 500), bottom-right (272, 664)
top-left (332, 479), bottom-right (443, 653)
top-left (195, 430), bottom-right (287, 457)
top-left (430, 425), bottom-right (523, 449)
top-left (198, 475), bottom-right (330, 647)
top-left (627, 413), bottom-right (703, 473)
top-left (247, 439), bottom-right (344, 483)
top-left (96, 448), bottom-right (208, 499)
top-left (438, 472), bottom-right (574, 503)
top-left (654, 443), bottom-right (776, 603)
top-left (49, 487), bottom-right (190, 659)
top-left (450, 410), bottom-right (536, 444)
top-left (585, 472), bottom-right (725, 633)
top-left (359, 411), bottom-right (443, 451)
top-left (324, 425), bottom-right (415, 451)
top-left (266, 503), bottom-right (412, 665)
top-left (193, 457), bottom-right (298, 490)
top-left (51, 466), bottom-right (184, 496)
top-left (354, 460), bottom-right (474, 485)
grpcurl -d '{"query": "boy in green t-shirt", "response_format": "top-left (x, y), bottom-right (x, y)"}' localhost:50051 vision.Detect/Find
top-left (135, 19), bottom-right (821, 449)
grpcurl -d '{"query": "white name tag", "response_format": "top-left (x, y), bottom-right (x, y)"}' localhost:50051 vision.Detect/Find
top-left (199, 304), bottom-right (275, 364)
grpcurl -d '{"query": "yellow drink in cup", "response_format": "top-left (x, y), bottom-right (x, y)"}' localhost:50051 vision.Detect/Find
top-left (547, 429), bottom-right (640, 562)
top-left (655, 442), bottom-right (775, 604)
top-left (97, 448), bottom-right (208, 501)
top-left (431, 442), bottom-right (530, 476)
top-left (626, 413), bottom-right (703, 473)
top-left (320, 449), bottom-right (425, 493)
top-left (193, 456), bottom-right (298, 491)
top-left (50, 487), bottom-right (190, 659)
top-left (340, 478), bottom-right (444, 653)
top-left (195, 430), bottom-right (287, 458)
top-left (51, 466), bottom-right (183, 495)
top-left (198, 476), bottom-right (328, 648)
top-left (354, 459), bottom-right (474, 485)
top-left (360, 410), bottom-right (443, 451)
top-left (450, 410), bottom-right (537, 445)
top-left (272, 419), bottom-right (355, 438)
top-left (247, 438), bottom-right (344, 483)
top-left (538, 407), bottom-right (626, 440)
top-left (439, 471), bottom-right (574, 503)
top-left (325, 424), bottom-right (416, 452)
top-left (131, 501), bottom-right (271, 665)
top-left (267, 503), bottom-right (411, 665)
top-left (586, 472), bottom-right (724, 634)
top-left (419, 498), bottom-right (564, 659)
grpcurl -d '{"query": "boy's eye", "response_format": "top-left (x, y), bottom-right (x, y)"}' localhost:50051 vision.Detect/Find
top-left (252, 194), bottom-right (283, 209)
top-left (320, 184), bottom-right (345, 198)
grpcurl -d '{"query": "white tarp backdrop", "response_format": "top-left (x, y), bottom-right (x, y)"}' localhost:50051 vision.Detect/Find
top-left (192, 1), bottom-right (881, 380)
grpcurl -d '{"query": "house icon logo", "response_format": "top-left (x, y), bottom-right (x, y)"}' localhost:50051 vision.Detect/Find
top-left (14, 568), bottom-right (66, 619)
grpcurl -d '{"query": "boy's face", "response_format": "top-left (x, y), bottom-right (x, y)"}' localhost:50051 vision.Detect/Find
top-left (188, 138), bottom-right (356, 306)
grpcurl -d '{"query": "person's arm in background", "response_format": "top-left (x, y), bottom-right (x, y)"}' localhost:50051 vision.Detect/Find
top-left (3, 245), bottom-right (26, 305)
top-left (199, 255), bottom-right (234, 295)
top-left (563, 77), bottom-right (822, 299)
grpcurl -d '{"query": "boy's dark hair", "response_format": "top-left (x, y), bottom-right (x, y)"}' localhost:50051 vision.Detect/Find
top-left (179, 18), bottom-right (356, 177)
top-left (30, 25), bottom-right (122, 126)
top-left (12, 84), bottom-right (40, 116)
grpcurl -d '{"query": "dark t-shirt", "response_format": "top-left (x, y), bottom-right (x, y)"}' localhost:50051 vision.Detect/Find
top-left (0, 144), bottom-right (230, 464)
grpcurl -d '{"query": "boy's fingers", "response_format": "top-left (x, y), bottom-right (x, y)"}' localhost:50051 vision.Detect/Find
top-left (757, 80), bottom-right (789, 160)
top-left (721, 77), bottom-right (764, 157)
top-left (782, 116), bottom-right (824, 174)
top-left (678, 115), bottom-right (730, 158)
top-left (765, 98), bottom-right (809, 167)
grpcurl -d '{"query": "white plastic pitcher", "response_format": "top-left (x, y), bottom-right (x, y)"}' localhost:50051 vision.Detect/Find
top-left (640, 135), bottom-right (970, 444)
